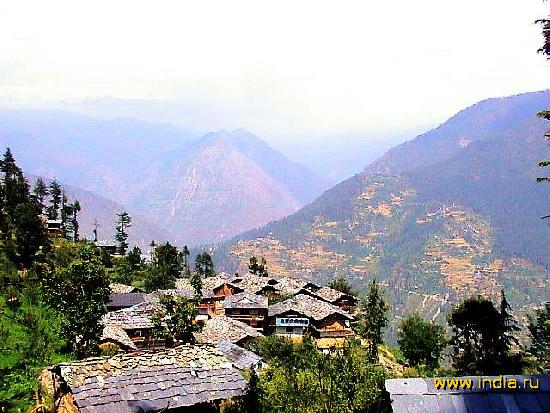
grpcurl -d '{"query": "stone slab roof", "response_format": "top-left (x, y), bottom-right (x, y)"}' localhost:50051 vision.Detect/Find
top-left (268, 294), bottom-right (353, 321)
top-left (109, 283), bottom-right (137, 294)
top-left (386, 375), bottom-right (550, 413)
top-left (194, 316), bottom-right (263, 345)
top-left (108, 293), bottom-right (146, 309)
top-left (100, 325), bottom-right (137, 350)
top-left (229, 274), bottom-right (278, 295)
top-left (217, 341), bottom-right (263, 371)
top-left (311, 286), bottom-right (353, 304)
top-left (223, 292), bottom-right (268, 309)
top-left (102, 301), bottom-right (163, 330)
top-left (51, 345), bottom-right (246, 413)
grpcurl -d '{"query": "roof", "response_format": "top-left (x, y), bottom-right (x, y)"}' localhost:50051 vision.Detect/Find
top-left (174, 275), bottom-right (231, 297)
top-left (155, 288), bottom-right (217, 299)
top-left (274, 277), bottom-right (311, 295)
top-left (385, 375), bottom-right (550, 413)
top-left (95, 240), bottom-right (117, 248)
top-left (51, 345), bottom-right (247, 413)
top-left (223, 292), bottom-right (268, 309)
top-left (268, 294), bottom-right (353, 321)
top-left (109, 283), bottom-right (137, 294)
top-left (102, 301), bottom-right (163, 330)
top-left (311, 286), bottom-right (355, 304)
top-left (107, 293), bottom-right (146, 309)
top-left (194, 316), bottom-right (263, 345)
top-left (100, 325), bottom-right (137, 350)
top-left (217, 341), bottom-right (263, 371)
top-left (230, 274), bottom-right (278, 295)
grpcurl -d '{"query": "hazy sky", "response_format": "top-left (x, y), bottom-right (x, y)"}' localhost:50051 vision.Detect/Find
top-left (0, 0), bottom-right (549, 141)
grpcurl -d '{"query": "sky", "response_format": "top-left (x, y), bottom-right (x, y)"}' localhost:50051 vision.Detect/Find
top-left (0, 0), bottom-right (549, 145)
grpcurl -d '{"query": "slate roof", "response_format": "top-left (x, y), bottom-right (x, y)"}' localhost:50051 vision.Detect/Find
top-left (109, 283), bottom-right (137, 294)
top-left (223, 292), bottom-right (268, 309)
top-left (95, 240), bottom-right (117, 248)
top-left (311, 286), bottom-right (355, 304)
top-left (100, 325), bottom-right (137, 350)
top-left (386, 375), bottom-right (550, 413)
top-left (108, 293), bottom-right (146, 309)
top-left (230, 274), bottom-right (278, 295)
top-left (217, 341), bottom-right (263, 371)
top-left (102, 301), bottom-right (163, 330)
top-left (274, 277), bottom-right (311, 295)
top-left (268, 294), bottom-right (353, 321)
top-left (51, 345), bottom-right (247, 413)
top-left (194, 316), bottom-right (263, 345)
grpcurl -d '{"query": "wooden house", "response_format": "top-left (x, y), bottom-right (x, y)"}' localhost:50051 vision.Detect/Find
top-left (223, 292), bottom-right (268, 331)
top-left (299, 286), bottom-right (358, 313)
top-left (267, 294), bottom-right (354, 346)
top-left (194, 315), bottom-right (263, 348)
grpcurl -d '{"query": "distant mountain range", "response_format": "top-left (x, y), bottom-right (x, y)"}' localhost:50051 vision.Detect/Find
top-left (0, 112), bottom-right (328, 246)
top-left (212, 90), bottom-right (550, 329)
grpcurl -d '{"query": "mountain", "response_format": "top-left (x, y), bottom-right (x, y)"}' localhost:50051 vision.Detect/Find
top-left (0, 112), bottom-right (328, 245)
top-left (130, 129), bottom-right (329, 245)
top-left (213, 90), bottom-right (550, 330)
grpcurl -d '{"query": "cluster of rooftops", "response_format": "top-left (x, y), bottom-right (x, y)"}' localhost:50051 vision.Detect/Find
top-left (39, 272), bottom-right (359, 412)
top-left (40, 273), bottom-right (550, 412)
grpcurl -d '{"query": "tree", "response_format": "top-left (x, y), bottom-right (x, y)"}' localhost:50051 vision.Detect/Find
top-left (528, 303), bottom-right (550, 373)
top-left (47, 179), bottom-right (62, 220)
top-left (189, 271), bottom-right (203, 300)
top-left (448, 295), bottom-right (522, 375)
top-left (182, 245), bottom-right (190, 276)
top-left (70, 200), bottom-right (81, 241)
top-left (115, 211), bottom-right (132, 255)
top-left (152, 294), bottom-right (201, 347)
top-left (44, 245), bottom-right (110, 358)
top-left (93, 218), bottom-right (100, 242)
top-left (127, 246), bottom-right (142, 268)
top-left (397, 314), bottom-right (446, 370)
top-left (33, 177), bottom-right (48, 210)
top-left (154, 242), bottom-right (183, 277)
top-left (355, 279), bottom-right (389, 360)
top-left (13, 200), bottom-right (49, 268)
top-left (328, 276), bottom-right (356, 296)
top-left (248, 256), bottom-right (269, 277)
top-left (195, 252), bottom-right (215, 277)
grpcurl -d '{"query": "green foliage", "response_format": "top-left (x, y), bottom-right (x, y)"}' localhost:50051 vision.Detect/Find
top-left (189, 271), bottom-right (203, 300)
top-left (397, 314), bottom-right (446, 370)
top-left (447, 294), bottom-right (523, 375)
top-left (46, 179), bottom-right (61, 220)
top-left (44, 244), bottom-right (110, 358)
top-left (115, 211), bottom-right (132, 255)
top-left (328, 276), bottom-right (357, 296)
top-left (248, 256), bottom-right (269, 277)
top-left (0, 276), bottom-right (67, 411)
top-left (528, 304), bottom-right (550, 373)
top-left (251, 336), bottom-right (387, 413)
top-left (152, 294), bottom-right (201, 347)
top-left (195, 251), bottom-right (215, 277)
top-left (356, 279), bottom-right (389, 360)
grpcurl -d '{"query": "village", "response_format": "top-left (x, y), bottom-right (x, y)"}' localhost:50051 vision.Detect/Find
top-left (36, 244), bottom-right (361, 412)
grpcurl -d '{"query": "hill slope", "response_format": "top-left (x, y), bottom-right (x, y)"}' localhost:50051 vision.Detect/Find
top-left (214, 90), bottom-right (550, 328)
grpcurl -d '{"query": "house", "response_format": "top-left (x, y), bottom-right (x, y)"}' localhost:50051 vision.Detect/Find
top-left (267, 294), bottom-right (354, 347)
top-left (38, 345), bottom-right (248, 413)
top-left (194, 315), bottom-right (263, 348)
top-left (217, 340), bottom-right (264, 372)
top-left (223, 292), bottom-right (268, 331)
top-left (101, 301), bottom-right (163, 349)
top-left (46, 219), bottom-right (63, 237)
top-left (99, 325), bottom-right (137, 351)
top-left (174, 275), bottom-right (243, 316)
top-left (228, 274), bottom-right (280, 297)
top-left (300, 286), bottom-right (358, 312)
top-left (95, 239), bottom-right (118, 255)
top-left (385, 375), bottom-right (550, 413)
top-left (107, 292), bottom-right (146, 311)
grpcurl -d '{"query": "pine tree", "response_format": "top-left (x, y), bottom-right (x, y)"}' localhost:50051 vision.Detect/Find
top-left (195, 252), bottom-right (215, 277)
top-left (93, 218), bottom-right (100, 242)
top-left (115, 211), bottom-right (132, 255)
top-left (47, 180), bottom-right (62, 220)
top-left (355, 279), bottom-right (389, 360)
top-left (32, 177), bottom-right (48, 211)
top-left (528, 303), bottom-right (550, 373)
top-left (182, 245), bottom-right (190, 276)
top-left (71, 200), bottom-right (81, 241)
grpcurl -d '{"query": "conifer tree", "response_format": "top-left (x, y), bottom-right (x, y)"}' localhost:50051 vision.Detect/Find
top-left (182, 245), bottom-right (190, 276)
top-left (71, 200), bottom-right (81, 241)
top-left (195, 252), bottom-right (215, 277)
top-left (355, 279), bottom-right (389, 360)
top-left (47, 179), bottom-right (62, 220)
top-left (528, 303), bottom-right (550, 372)
top-left (115, 211), bottom-right (132, 255)
top-left (32, 177), bottom-right (48, 211)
